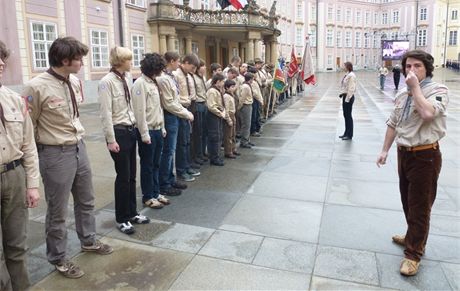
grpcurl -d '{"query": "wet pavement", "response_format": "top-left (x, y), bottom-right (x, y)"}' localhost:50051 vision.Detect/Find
top-left (27, 69), bottom-right (459, 290)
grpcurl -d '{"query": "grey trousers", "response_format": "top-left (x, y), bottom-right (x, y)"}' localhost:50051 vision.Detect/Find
top-left (38, 140), bottom-right (96, 265)
top-left (0, 165), bottom-right (29, 291)
top-left (239, 104), bottom-right (252, 145)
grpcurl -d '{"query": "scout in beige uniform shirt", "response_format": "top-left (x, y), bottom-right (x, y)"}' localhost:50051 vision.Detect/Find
top-left (0, 83), bottom-right (39, 291)
top-left (156, 72), bottom-right (191, 119)
top-left (173, 68), bottom-right (192, 108)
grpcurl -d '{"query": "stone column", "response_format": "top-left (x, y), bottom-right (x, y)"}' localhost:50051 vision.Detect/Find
top-left (254, 39), bottom-right (261, 60)
top-left (264, 41), bottom-right (271, 64)
top-left (270, 41), bottom-right (278, 65)
top-left (246, 39), bottom-right (254, 62)
top-left (159, 34), bottom-right (167, 54)
top-left (215, 38), bottom-right (221, 64)
top-left (167, 34), bottom-right (177, 52)
top-left (185, 36), bottom-right (193, 54)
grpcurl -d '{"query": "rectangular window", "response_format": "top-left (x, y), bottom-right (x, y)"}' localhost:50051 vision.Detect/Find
top-left (417, 29), bottom-right (427, 46)
top-left (127, 0), bottom-right (145, 8)
top-left (393, 10), bottom-right (399, 23)
top-left (337, 8), bottom-right (341, 22)
top-left (374, 13), bottom-right (378, 25)
top-left (90, 29), bottom-right (109, 68)
top-left (355, 31), bottom-right (361, 48)
top-left (365, 12), bottom-right (370, 25)
top-left (296, 27), bottom-right (303, 46)
top-left (346, 9), bottom-right (351, 23)
top-left (336, 31), bottom-right (342, 47)
top-left (311, 5), bottom-right (316, 21)
top-left (326, 28), bottom-right (334, 46)
top-left (297, 1), bottom-right (303, 19)
top-left (356, 11), bottom-right (361, 25)
top-left (328, 6), bottom-right (333, 21)
top-left (201, 0), bottom-right (209, 9)
top-left (420, 7), bottom-right (427, 21)
top-left (327, 55), bottom-right (333, 66)
top-left (131, 34), bottom-right (144, 67)
top-left (382, 12), bottom-right (388, 24)
top-left (345, 31), bottom-right (352, 47)
top-left (364, 33), bottom-right (369, 48)
top-left (449, 31), bottom-right (458, 45)
top-left (310, 28), bottom-right (317, 47)
top-left (192, 42), bottom-right (199, 54)
top-left (31, 22), bottom-right (57, 69)
top-left (452, 10), bottom-right (458, 20)
top-left (373, 35), bottom-right (378, 48)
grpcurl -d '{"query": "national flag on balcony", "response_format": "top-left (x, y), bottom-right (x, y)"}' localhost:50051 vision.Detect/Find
top-left (229, 0), bottom-right (248, 10)
top-left (287, 47), bottom-right (298, 78)
top-left (300, 36), bottom-right (316, 85)
top-left (273, 60), bottom-right (286, 93)
top-left (217, 0), bottom-right (231, 9)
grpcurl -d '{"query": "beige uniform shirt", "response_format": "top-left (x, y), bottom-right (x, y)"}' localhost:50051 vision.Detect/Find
top-left (23, 72), bottom-right (85, 145)
top-left (0, 86), bottom-right (39, 188)
top-left (386, 80), bottom-right (448, 147)
top-left (156, 72), bottom-right (190, 119)
top-left (131, 74), bottom-right (165, 143)
top-left (205, 79), bottom-right (212, 90)
top-left (379, 67), bottom-right (389, 76)
top-left (239, 83), bottom-right (253, 108)
top-left (98, 72), bottom-right (136, 144)
top-left (173, 68), bottom-right (192, 107)
top-left (236, 75), bottom-right (245, 101)
top-left (193, 74), bottom-right (207, 103)
top-left (223, 92), bottom-right (236, 123)
top-left (251, 82), bottom-right (264, 105)
top-left (206, 87), bottom-right (225, 117)
top-left (340, 72), bottom-right (357, 102)
top-left (255, 70), bottom-right (267, 89)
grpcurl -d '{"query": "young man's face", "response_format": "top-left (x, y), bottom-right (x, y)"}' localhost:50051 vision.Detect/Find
top-left (227, 84), bottom-right (236, 93)
top-left (255, 63), bottom-right (263, 69)
top-left (182, 62), bottom-right (196, 74)
top-left (63, 56), bottom-right (84, 74)
top-left (227, 72), bottom-right (236, 80)
top-left (119, 59), bottom-right (132, 72)
top-left (170, 59), bottom-right (180, 71)
top-left (216, 79), bottom-right (224, 89)
top-left (240, 64), bottom-right (248, 74)
top-left (198, 65), bottom-right (206, 75)
top-left (404, 57), bottom-right (427, 82)
top-left (213, 68), bottom-right (223, 75)
top-left (0, 58), bottom-right (5, 80)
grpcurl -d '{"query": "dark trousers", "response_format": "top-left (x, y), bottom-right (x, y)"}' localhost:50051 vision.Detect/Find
top-left (393, 75), bottom-right (401, 90)
top-left (137, 129), bottom-right (163, 202)
top-left (207, 113), bottom-right (223, 163)
top-left (176, 118), bottom-right (191, 175)
top-left (251, 100), bottom-right (261, 134)
top-left (398, 147), bottom-right (442, 262)
top-left (0, 165), bottom-right (28, 291)
top-left (193, 102), bottom-right (207, 159)
top-left (110, 127), bottom-right (138, 223)
top-left (224, 114), bottom-right (236, 155)
top-left (160, 112), bottom-right (179, 190)
top-left (342, 96), bottom-right (354, 138)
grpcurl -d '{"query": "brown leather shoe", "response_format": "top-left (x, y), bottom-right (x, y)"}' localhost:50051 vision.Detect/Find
top-left (392, 234), bottom-right (405, 246)
top-left (400, 258), bottom-right (420, 276)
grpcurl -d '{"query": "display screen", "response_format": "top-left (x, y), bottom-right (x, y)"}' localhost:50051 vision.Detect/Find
top-left (382, 40), bottom-right (410, 60)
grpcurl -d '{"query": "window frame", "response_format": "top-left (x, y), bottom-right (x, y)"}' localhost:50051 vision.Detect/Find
top-left (417, 29), bottom-right (427, 46)
top-left (90, 29), bottom-right (110, 69)
top-left (449, 30), bottom-right (458, 46)
top-left (131, 34), bottom-right (145, 68)
top-left (30, 21), bottom-right (57, 70)
top-left (126, 0), bottom-right (145, 8)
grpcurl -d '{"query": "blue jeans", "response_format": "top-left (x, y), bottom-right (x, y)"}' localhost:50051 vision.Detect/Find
top-left (176, 118), bottom-right (191, 175)
top-left (379, 74), bottom-right (386, 89)
top-left (159, 112), bottom-right (179, 190)
top-left (251, 100), bottom-right (261, 134)
top-left (137, 129), bottom-right (163, 202)
top-left (342, 95), bottom-right (355, 138)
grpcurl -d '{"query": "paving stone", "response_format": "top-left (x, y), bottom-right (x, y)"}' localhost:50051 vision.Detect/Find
top-left (430, 214), bottom-right (460, 237)
top-left (30, 228), bottom-right (83, 260)
top-left (248, 172), bottom-right (328, 202)
top-left (221, 195), bottom-right (323, 243)
top-left (190, 167), bottom-right (260, 194)
top-left (319, 204), bottom-right (405, 255)
top-left (265, 156), bottom-right (331, 177)
top-left (93, 209), bottom-right (116, 235)
top-left (376, 253), bottom-right (452, 290)
top-left (170, 255), bottom-right (309, 290)
top-left (252, 237), bottom-right (317, 273)
top-left (27, 221), bottom-right (46, 250)
top-left (144, 189), bottom-right (241, 229)
top-left (33, 237), bottom-right (193, 290)
top-left (314, 246), bottom-right (379, 286)
top-left (152, 223), bottom-right (214, 253)
top-left (199, 230), bottom-right (263, 263)
top-left (424, 234), bottom-right (460, 263)
top-left (105, 219), bottom-right (171, 244)
top-left (221, 152), bottom-right (273, 171)
top-left (441, 262), bottom-right (460, 290)
top-left (310, 276), bottom-right (393, 290)
top-left (331, 160), bottom-right (399, 182)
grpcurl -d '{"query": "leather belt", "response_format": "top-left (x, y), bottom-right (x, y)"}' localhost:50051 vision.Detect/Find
top-left (398, 142), bottom-right (438, 152)
top-left (0, 159), bottom-right (21, 174)
top-left (114, 124), bottom-right (135, 131)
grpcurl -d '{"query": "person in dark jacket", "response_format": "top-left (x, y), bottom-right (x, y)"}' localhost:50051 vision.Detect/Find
top-left (392, 64), bottom-right (401, 90)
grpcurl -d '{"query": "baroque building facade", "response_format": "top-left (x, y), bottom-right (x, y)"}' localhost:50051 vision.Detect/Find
top-left (0, 0), bottom-right (458, 96)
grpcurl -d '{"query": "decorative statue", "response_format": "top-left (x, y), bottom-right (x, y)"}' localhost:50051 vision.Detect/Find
top-left (269, 1), bottom-right (276, 18)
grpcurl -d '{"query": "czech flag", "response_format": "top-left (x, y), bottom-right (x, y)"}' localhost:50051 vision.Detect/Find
top-left (273, 60), bottom-right (286, 93)
top-left (229, 0), bottom-right (248, 10)
top-left (287, 47), bottom-right (299, 78)
top-left (217, 0), bottom-right (231, 9)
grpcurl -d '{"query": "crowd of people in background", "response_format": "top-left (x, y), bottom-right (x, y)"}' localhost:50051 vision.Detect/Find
top-left (445, 59), bottom-right (460, 71)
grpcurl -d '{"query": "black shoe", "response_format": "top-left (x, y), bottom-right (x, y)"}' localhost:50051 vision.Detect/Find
top-left (240, 143), bottom-right (252, 149)
top-left (233, 151), bottom-right (241, 156)
top-left (341, 136), bottom-right (352, 140)
top-left (225, 154), bottom-right (237, 159)
top-left (161, 187), bottom-right (182, 196)
top-left (210, 160), bottom-right (225, 166)
top-left (249, 142), bottom-right (256, 146)
top-left (339, 135), bottom-right (345, 138)
top-left (190, 163), bottom-right (201, 169)
top-left (194, 158), bottom-right (204, 165)
top-left (172, 181), bottom-right (187, 189)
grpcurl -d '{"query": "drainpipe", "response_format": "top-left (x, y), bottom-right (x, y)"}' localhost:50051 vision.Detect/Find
top-left (118, 0), bottom-right (124, 46)
top-left (316, 0), bottom-right (318, 63)
top-left (443, 0), bottom-right (449, 66)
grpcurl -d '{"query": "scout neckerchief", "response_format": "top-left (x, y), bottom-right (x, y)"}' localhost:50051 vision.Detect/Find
top-left (400, 77), bottom-right (433, 123)
top-left (0, 83), bottom-right (4, 127)
top-left (110, 67), bottom-right (131, 104)
top-left (179, 67), bottom-right (191, 96)
top-left (47, 68), bottom-right (79, 118)
top-left (211, 85), bottom-right (226, 110)
top-left (245, 81), bottom-right (254, 100)
top-left (194, 73), bottom-right (207, 99)
top-left (164, 69), bottom-right (179, 95)
top-left (145, 74), bottom-right (163, 99)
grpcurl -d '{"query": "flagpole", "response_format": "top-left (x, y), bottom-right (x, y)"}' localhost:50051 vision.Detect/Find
top-left (265, 82), bottom-right (273, 119)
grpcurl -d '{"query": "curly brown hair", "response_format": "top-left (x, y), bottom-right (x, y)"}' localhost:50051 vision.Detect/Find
top-left (0, 40), bottom-right (10, 61)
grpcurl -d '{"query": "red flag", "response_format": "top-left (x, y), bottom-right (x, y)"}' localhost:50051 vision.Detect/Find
top-left (287, 47), bottom-right (298, 78)
top-left (229, 0), bottom-right (247, 10)
top-left (300, 36), bottom-right (316, 85)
